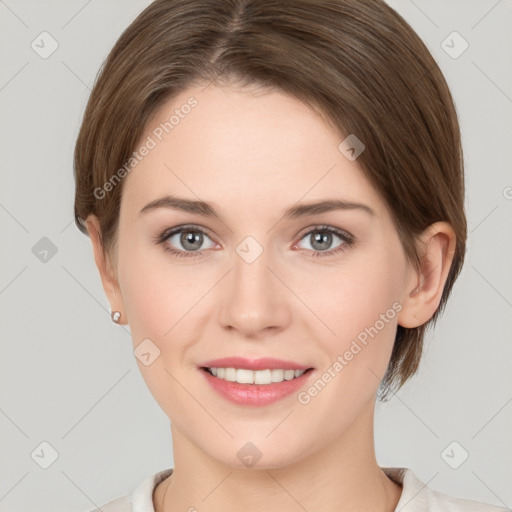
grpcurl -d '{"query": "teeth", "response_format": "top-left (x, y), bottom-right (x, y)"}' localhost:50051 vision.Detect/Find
top-left (207, 367), bottom-right (307, 385)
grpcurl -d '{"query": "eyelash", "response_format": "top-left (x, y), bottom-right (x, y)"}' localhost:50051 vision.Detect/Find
top-left (153, 224), bottom-right (355, 259)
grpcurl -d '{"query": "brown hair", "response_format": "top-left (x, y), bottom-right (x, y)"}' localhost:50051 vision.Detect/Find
top-left (74, 0), bottom-right (466, 401)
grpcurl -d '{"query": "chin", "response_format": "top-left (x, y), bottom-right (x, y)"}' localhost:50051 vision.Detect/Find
top-left (203, 435), bottom-right (316, 472)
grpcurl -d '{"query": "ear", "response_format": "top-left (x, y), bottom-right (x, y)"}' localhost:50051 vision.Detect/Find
top-left (397, 221), bottom-right (456, 328)
top-left (85, 215), bottom-right (128, 325)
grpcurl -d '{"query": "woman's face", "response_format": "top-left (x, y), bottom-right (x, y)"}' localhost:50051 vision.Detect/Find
top-left (111, 84), bottom-right (417, 468)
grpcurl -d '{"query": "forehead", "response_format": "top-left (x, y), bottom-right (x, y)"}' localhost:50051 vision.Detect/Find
top-left (121, 84), bottom-right (385, 220)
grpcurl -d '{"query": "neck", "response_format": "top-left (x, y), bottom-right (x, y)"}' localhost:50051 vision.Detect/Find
top-left (154, 396), bottom-right (402, 512)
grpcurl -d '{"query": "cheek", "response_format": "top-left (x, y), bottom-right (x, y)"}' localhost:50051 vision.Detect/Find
top-left (117, 239), bottom-right (191, 340)
top-left (300, 244), bottom-right (406, 374)
top-left (311, 259), bottom-right (402, 331)
top-left (117, 244), bottom-right (198, 410)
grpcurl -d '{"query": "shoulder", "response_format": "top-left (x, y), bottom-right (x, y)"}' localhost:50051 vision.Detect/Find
top-left (87, 495), bottom-right (131, 512)
top-left (428, 487), bottom-right (509, 512)
top-left (85, 468), bottom-right (173, 512)
top-left (382, 467), bottom-right (509, 512)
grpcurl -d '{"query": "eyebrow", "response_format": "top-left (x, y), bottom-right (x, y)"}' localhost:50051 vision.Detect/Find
top-left (139, 195), bottom-right (375, 220)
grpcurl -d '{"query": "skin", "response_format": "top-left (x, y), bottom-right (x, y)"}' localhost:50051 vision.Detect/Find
top-left (86, 83), bottom-right (456, 512)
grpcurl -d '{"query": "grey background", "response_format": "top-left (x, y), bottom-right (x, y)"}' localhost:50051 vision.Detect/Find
top-left (0, 1), bottom-right (511, 510)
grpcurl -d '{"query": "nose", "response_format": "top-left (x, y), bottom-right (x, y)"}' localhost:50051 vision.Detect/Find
top-left (217, 244), bottom-right (291, 338)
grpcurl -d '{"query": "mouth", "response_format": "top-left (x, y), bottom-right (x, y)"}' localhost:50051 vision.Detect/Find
top-left (200, 366), bottom-right (314, 385)
top-left (198, 356), bottom-right (314, 383)
top-left (198, 357), bottom-right (316, 406)
top-left (201, 366), bottom-right (313, 386)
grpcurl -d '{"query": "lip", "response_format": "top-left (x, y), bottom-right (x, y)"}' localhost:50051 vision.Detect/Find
top-left (200, 366), bottom-right (315, 407)
top-left (199, 356), bottom-right (312, 371)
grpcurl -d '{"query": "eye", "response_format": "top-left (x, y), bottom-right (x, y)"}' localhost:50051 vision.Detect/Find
top-left (294, 225), bottom-right (354, 258)
top-left (154, 224), bottom-right (355, 259)
top-left (154, 224), bottom-right (217, 258)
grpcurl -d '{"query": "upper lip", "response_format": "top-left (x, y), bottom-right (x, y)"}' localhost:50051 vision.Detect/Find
top-left (200, 357), bottom-right (313, 371)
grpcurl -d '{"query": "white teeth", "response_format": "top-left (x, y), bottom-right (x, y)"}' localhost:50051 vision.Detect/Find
top-left (255, 369), bottom-right (271, 384)
top-left (271, 369), bottom-right (284, 382)
top-left (206, 367), bottom-right (307, 385)
top-left (236, 369), bottom-right (254, 384)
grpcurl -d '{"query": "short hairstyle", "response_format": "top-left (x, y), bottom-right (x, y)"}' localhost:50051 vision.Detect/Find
top-left (73, 0), bottom-right (467, 401)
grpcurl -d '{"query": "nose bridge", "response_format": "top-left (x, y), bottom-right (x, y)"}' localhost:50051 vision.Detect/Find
top-left (217, 234), bottom-right (290, 336)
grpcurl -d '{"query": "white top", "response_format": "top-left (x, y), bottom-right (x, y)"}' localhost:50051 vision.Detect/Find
top-left (90, 467), bottom-right (509, 512)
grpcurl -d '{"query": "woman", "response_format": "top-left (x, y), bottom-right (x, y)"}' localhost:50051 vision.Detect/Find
top-left (74, 0), bottom-right (506, 510)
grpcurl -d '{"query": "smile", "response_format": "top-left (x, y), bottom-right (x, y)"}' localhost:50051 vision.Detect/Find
top-left (203, 367), bottom-right (309, 384)
top-left (200, 366), bottom-right (315, 406)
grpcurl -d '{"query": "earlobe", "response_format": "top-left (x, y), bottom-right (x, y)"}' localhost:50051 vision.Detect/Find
top-left (85, 215), bottom-right (128, 324)
top-left (397, 222), bottom-right (456, 328)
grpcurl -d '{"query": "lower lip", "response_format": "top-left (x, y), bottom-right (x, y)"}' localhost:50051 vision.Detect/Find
top-left (200, 368), bottom-right (315, 406)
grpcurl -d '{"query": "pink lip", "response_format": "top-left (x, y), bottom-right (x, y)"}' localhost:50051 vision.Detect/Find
top-left (199, 356), bottom-right (312, 371)
top-left (199, 367), bottom-right (315, 407)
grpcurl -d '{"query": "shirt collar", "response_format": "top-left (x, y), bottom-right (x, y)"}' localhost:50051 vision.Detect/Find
top-left (131, 466), bottom-right (433, 512)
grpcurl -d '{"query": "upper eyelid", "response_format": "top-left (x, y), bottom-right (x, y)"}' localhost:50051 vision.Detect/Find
top-left (162, 224), bottom-right (217, 242)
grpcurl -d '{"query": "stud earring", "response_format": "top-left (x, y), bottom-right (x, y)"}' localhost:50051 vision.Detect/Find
top-left (111, 311), bottom-right (121, 323)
